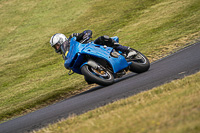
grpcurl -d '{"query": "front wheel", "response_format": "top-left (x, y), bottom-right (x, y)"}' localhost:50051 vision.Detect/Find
top-left (128, 49), bottom-right (150, 73)
top-left (81, 64), bottom-right (114, 86)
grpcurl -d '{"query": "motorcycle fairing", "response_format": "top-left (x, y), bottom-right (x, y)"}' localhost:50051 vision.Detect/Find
top-left (64, 37), bottom-right (85, 70)
top-left (81, 44), bottom-right (129, 73)
top-left (64, 37), bottom-right (130, 74)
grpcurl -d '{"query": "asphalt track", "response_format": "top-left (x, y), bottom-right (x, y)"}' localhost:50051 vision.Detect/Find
top-left (0, 42), bottom-right (200, 133)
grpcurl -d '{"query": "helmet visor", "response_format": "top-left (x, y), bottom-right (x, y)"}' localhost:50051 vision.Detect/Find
top-left (53, 44), bottom-right (61, 53)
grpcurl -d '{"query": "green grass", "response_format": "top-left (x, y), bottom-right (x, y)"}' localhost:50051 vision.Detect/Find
top-left (34, 72), bottom-right (200, 133)
top-left (0, 0), bottom-right (200, 122)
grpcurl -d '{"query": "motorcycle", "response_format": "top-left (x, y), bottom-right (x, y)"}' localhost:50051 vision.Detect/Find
top-left (64, 36), bottom-right (150, 86)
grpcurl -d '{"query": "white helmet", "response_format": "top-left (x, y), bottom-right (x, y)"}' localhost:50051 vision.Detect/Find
top-left (50, 33), bottom-right (68, 47)
top-left (50, 33), bottom-right (68, 53)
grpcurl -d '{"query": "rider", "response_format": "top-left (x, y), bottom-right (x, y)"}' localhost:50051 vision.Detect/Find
top-left (49, 30), bottom-right (136, 60)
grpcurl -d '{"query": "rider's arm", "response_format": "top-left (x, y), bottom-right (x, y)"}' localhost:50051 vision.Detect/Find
top-left (68, 33), bottom-right (80, 41)
top-left (68, 30), bottom-right (92, 42)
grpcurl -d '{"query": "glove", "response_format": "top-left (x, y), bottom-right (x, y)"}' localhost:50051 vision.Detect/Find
top-left (83, 30), bottom-right (92, 39)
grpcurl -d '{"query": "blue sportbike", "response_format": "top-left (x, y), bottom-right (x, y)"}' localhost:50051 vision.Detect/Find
top-left (64, 36), bottom-right (150, 86)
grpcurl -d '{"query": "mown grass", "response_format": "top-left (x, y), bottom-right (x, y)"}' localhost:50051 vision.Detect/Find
top-left (0, 0), bottom-right (200, 122)
top-left (34, 72), bottom-right (200, 133)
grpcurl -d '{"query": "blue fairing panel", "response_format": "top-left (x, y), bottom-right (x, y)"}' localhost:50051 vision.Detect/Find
top-left (111, 36), bottom-right (119, 43)
top-left (64, 37), bottom-right (86, 69)
top-left (81, 45), bottom-right (129, 73)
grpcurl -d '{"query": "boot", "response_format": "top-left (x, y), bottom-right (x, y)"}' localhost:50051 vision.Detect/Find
top-left (115, 45), bottom-right (137, 58)
top-left (126, 49), bottom-right (137, 58)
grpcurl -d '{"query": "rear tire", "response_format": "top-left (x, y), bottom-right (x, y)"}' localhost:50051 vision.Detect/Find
top-left (129, 49), bottom-right (150, 73)
top-left (81, 64), bottom-right (114, 86)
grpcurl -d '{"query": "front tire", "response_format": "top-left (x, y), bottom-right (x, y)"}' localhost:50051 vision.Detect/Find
top-left (81, 64), bottom-right (114, 86)
top-left (129, 49), bottom-right (150, 73)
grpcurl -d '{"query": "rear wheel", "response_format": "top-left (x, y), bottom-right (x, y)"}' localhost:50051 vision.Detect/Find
top-left (81, 64), bottom-right (114, 86)
top-left (128, 49), bottom-right (150, 73)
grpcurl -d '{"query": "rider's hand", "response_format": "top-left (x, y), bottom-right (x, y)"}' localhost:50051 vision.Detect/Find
top-left (83, 30), bottom-right (92, 39)
top-left (83, 33), bottom-right (90, 40)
